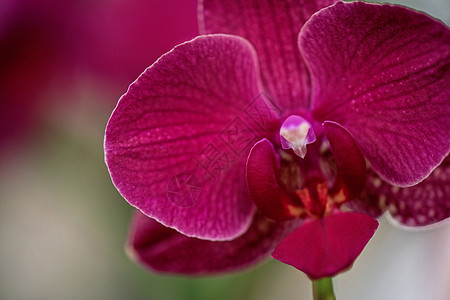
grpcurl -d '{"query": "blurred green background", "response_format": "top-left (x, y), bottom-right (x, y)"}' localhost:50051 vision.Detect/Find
top-left (1, 0), bottom-right (449, 299)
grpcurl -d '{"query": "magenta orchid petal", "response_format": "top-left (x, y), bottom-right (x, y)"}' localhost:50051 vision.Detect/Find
top-left (128, 210), bottom-right (300, 274)
top-left (323, 121), bottom-right (366, 202)
top-left (347, 157), bottom-right (450, 226)
top-left (272, 212), bottom-right (379, 279)
top-left (366, 157), bottom-right (450, 227)
top-left (105, 35), bottom-right (273, 240)
top-left (200, 0), bottom-right (337, 111)
top-left (81, 0), bottom-right (198, 84)
top-left (386, 157), bottom-right (450, 226)
top-left (246, 139), bottom-right (303, 220)
top-left (301, 2), bottom-right (450, 187)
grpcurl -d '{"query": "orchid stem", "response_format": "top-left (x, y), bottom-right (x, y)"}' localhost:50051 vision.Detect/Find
top-left (312, 277), bottom-right (336, 300)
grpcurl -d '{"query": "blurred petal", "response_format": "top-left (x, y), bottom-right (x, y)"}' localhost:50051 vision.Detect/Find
top-left (347, 157), bottom-right (450, 226)
top-left (80, 0), bottom-right (198, 84)
top-left (370, 157), bottom-right (449, 227)
top-left (0, 0), bottom-right (77, 149)
top-left (272, 212), bottom-right (378, 279)
top-left (105, 35), bottom-right (273, 240)
top-left (201, 0), bottom-right (337, 111)
top-left (387, 157), bottom-right (450, 226)
top-left (246, 139), bottom-right (303, 220)
top-left (301, 2), bottom-right (450, 186)
top-left (128, 210), bottom-right (300, 274)
top-left (323, 121), bottom-right (366, 202)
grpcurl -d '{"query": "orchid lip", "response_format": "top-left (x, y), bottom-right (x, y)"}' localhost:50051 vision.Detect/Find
top-left (279, 115), bottom-right (316, 158)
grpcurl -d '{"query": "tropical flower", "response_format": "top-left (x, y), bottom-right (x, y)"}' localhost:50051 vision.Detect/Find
top-left (104, 0), bottom-right (450, 280)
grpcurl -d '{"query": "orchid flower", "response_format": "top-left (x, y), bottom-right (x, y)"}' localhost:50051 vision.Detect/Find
top-left (104, 0), bottom-right (450, 296)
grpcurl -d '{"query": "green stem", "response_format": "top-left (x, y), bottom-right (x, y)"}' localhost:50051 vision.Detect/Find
top-left (312, 277), bottom-right (336, 300)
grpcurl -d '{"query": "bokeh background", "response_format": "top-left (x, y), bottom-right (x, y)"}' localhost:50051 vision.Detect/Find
top-left (1, 0), bottom-right (449, 299)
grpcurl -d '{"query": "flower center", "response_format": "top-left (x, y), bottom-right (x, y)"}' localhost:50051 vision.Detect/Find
top-left (279, 115), bottom-right (316, 158)
top-left (295, 177), bottom-right (330, 217)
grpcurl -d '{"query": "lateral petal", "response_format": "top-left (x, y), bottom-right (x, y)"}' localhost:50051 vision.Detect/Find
top-left (301, 2), bottom-right (450, 186)
top-left (105, 35), bottom-right (272, 240)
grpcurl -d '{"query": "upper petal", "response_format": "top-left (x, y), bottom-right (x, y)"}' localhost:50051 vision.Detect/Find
top-left (105, 35), bottom-right (274, 240)
top-left (128, 210), bottom-right (300, 274)
top-left (300, 2), bottom-right (450, 186)
top-left (200, 0), bottom-right (337, 111)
